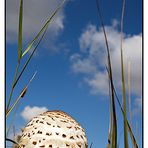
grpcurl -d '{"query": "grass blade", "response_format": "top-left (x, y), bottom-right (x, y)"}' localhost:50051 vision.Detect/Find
top-left (7, 0), bottom-right (23, 112)
top-left (13, 27), bottom-right (48, 89)
top-left (120, 0), bottom-right (129, 147)
top-left (22, 0), bottom-right (65, 57)
top-left (6, 63), bottom-right (20, 113)
top-left (96, 0), bottom-right (117, 147)
top-left (106, 72), bottom-right (112, 148)
top-left (128, 61), bottom-right (133, 129)
top-left (18, 0), bottom-right (23, 63)
top-left (106, 66), bottom-right (138, 147)
top-left (113, 84), bottom-right (138, 147)
top-left (96, 0), bottom-right (137, 147)
top-left (6, 72), bottom-right (37, 117)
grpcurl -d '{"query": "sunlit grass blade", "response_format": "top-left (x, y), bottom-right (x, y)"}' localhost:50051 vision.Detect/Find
top-left (120, 0), bottom-right (129, 147)
top-left (96, 0), bottom-right (117, 147)
top-left (6, 72), bottom-right (37, 117)
top-left (18, 0), bottom-right (23, 63)
top-left (13, 27), bottom-right (48, 89)
top-left (22, 0), bottom-right (65, 57)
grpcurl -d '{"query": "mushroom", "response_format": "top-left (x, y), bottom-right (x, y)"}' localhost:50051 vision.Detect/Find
top-left (17, 110), bottom-right (88, 148)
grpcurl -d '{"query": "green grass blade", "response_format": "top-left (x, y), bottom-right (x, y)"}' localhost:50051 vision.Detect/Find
top-left (22, 0), bottom-right (65, 57)
top-left (96, 0), bottom-right (117, 147)
top-left (13, 27), bottom-right (48, 89)
top-left (106, 72), bottom-right (138, 147)
top-left (120, 0), bottom-right (129, 147)
top-left (18, 0), bottom-right (23, 63)
top-left (127, 121), bottom-right (138, 147)
top-left (6, 64), bottom-right (20, 112)
top-left (113, 85), bottom-right (138, 147)
top-left (106, 65), bottom-right (138, 147)
top-left (106, 71), bottom-right (112, 148)
top-left (6, 0), bottom-right (23, 112)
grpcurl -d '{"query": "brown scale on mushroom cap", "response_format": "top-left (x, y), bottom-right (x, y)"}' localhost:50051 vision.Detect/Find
top-left (17, 110), bottom-right (88, 148)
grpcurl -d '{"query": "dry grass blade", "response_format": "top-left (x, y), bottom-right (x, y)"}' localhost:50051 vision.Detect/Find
top-left (120, 0), bottom-right (129, 147)
top-left (96, 0), bottom-right (117, 147)
top-left (6, 72), bottom-right (37, 117)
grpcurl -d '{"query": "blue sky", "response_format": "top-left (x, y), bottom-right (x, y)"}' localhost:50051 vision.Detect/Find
top-left (6, 0), bottom-right (142, 147)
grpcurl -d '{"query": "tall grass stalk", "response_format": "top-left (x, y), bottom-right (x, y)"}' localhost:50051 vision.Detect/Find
top-left (96, 0), bottom-right (117, 147)
top-left (113, 85), bottom-right (138, 147)
top-left (107, 73), bottom-right (113, 148)
top-left (120, 0), bottom-right (129, 147)
top-left (95, 0), bottom-right (138, 147)
top-left (128, 61), bottom-right (133, 129)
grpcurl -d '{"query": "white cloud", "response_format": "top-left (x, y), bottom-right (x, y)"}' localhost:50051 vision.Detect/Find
top-left (70, 53), bottom-right (97, 74)
top-left (21, 106), bottom-right (48, 121)
top-left (70, 23), bottom-right (142, 98)
top-left (6, 0), bottom-right (66, 51)
top-left (84, 72), bottom-right (109, 95)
